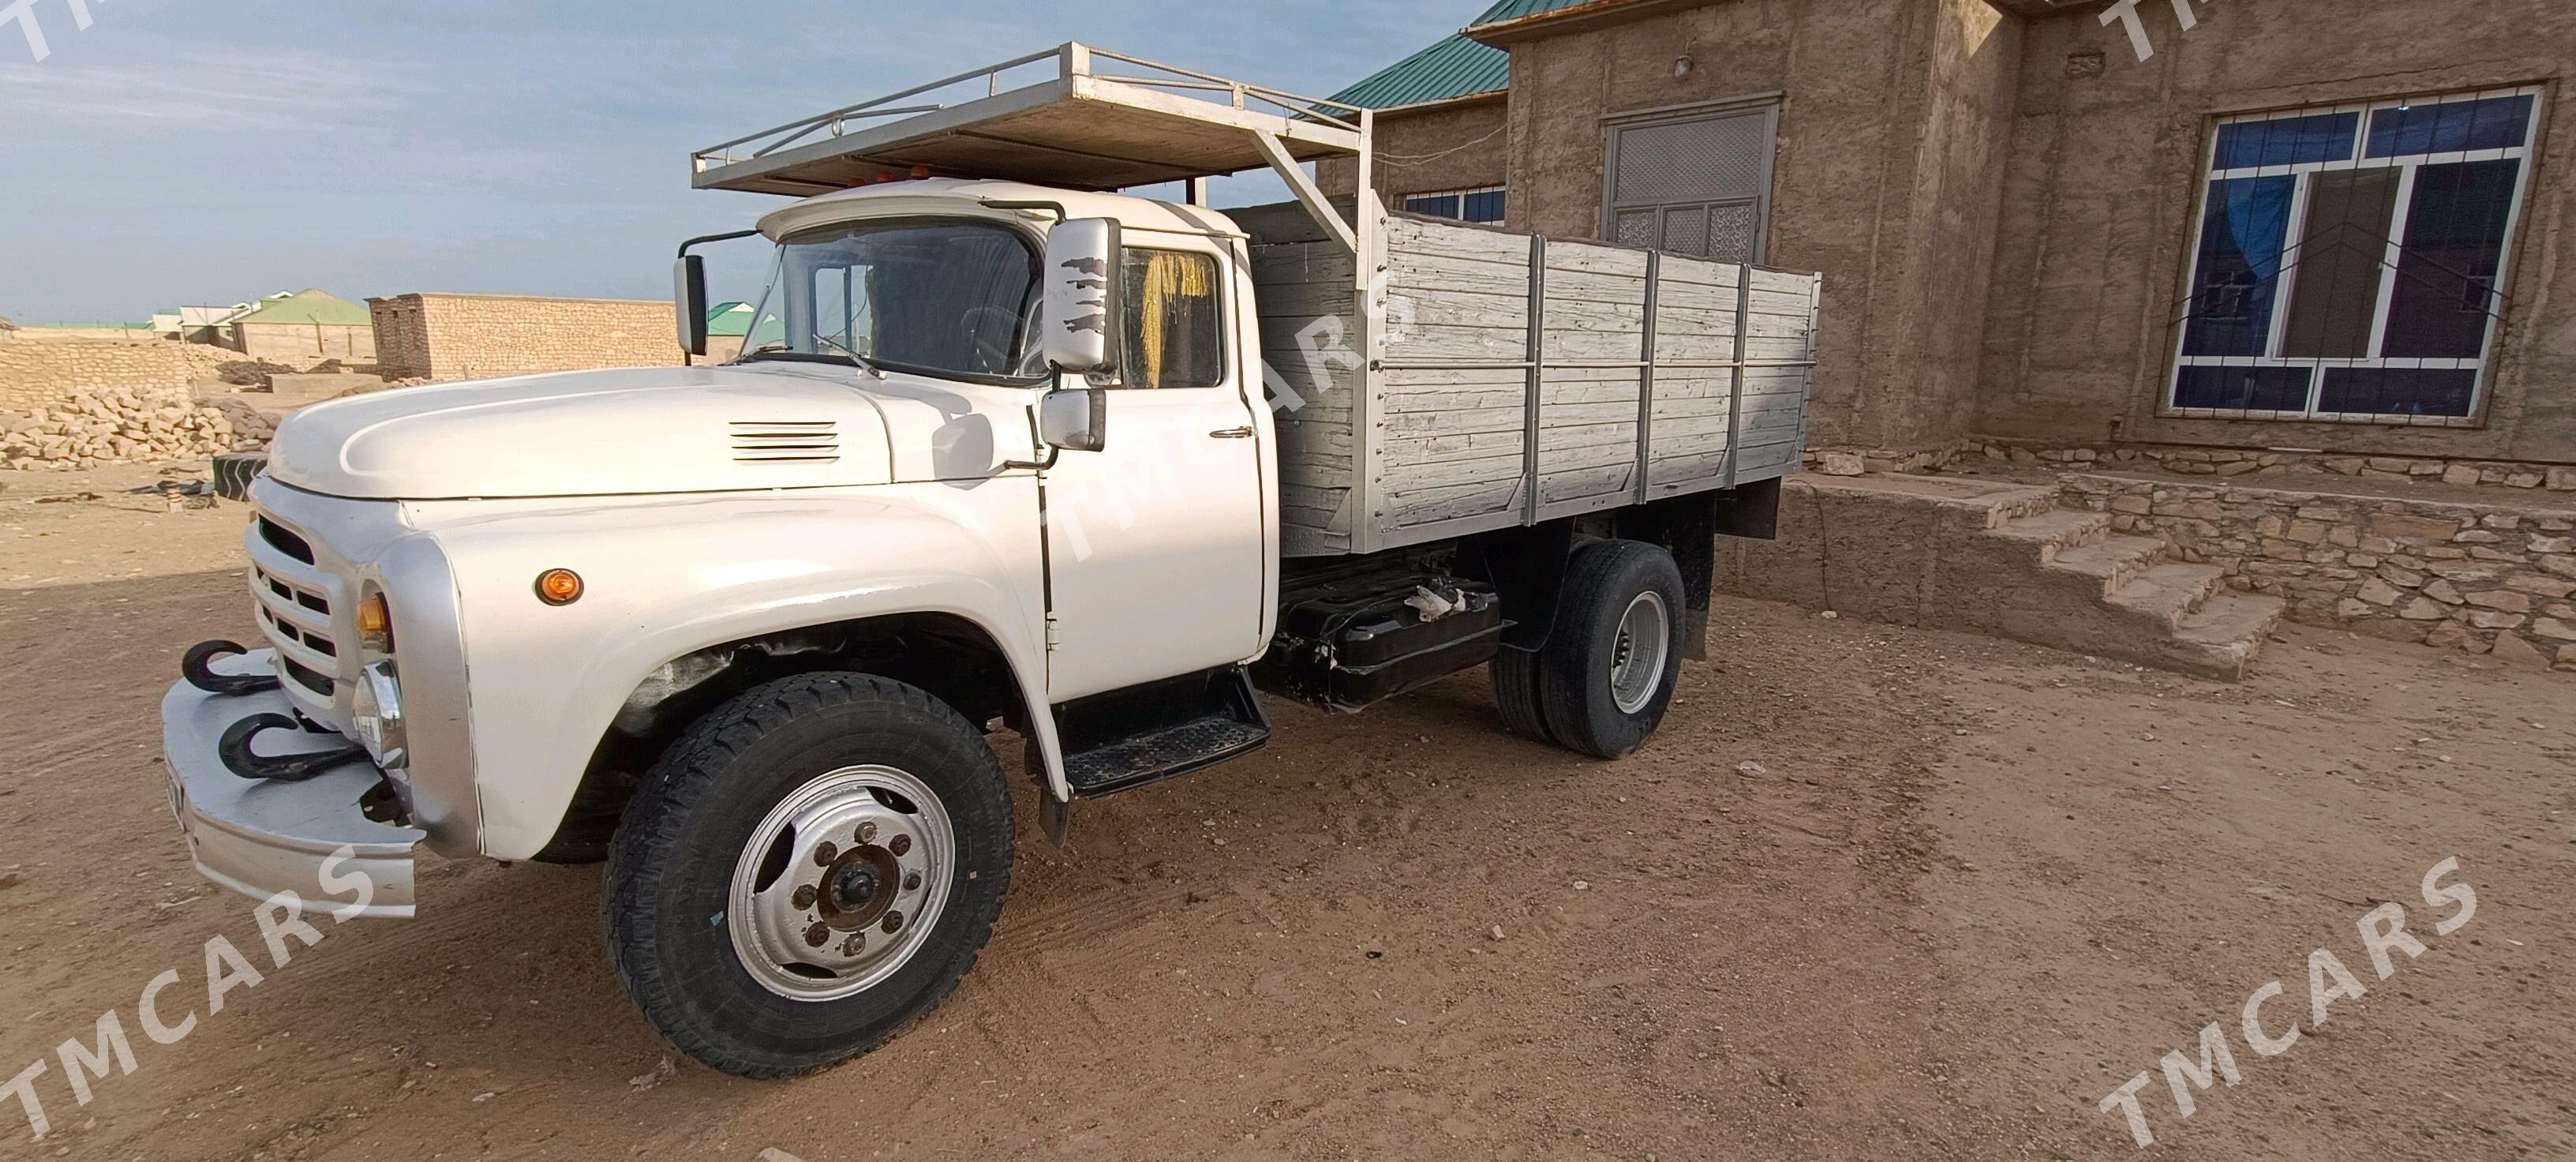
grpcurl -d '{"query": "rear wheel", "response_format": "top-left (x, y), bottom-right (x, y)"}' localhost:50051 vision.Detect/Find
top-left (1489, 646), bottom-right (1555, 743)
top-left (603, 673), bottom-right (1013, 1078)
top-left (1533, 540), bottom-right (1687, 759)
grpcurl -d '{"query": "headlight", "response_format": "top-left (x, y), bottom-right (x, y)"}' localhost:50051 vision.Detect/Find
top-left (350, 659), bottom-right (407, 768)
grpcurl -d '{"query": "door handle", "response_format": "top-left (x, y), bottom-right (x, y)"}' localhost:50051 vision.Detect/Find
top-left (1208, 426), bottom-right (1255, 439)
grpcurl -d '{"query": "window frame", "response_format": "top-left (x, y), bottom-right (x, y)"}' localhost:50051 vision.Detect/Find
top-left (1597, 95), bottom-right (1780, 264)
top-left (2162, 84), bottom-right (2546, 427)
top-left (1401, 186), bottom-right (1507, 225)
top-left (1110, 243), bottom-right (1231, 392)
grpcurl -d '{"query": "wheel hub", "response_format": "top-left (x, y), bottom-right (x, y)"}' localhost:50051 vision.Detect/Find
top-left (727, 765), bottom-right (956, 1001)
top-left (1606, 590), bottom-right (1670, 715)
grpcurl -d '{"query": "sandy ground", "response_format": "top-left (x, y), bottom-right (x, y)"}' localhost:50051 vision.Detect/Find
top-left (0, 478), bottom-right (2570, 1162)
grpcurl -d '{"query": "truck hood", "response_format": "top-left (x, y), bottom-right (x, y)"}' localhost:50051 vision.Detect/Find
top-left (265, 362), bottom-right (1040, 500)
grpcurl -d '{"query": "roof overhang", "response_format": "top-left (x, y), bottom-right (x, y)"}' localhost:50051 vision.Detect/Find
top-left (1466, 0), bottom-right (2099, 46)
top-left (1372, 88), bottom-right (1508, 118)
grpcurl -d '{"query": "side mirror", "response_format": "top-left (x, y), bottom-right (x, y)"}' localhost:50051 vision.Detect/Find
top-left (673, 254), bottom-right (709, 357)
top-left (1037, 386), bottom-right (1107, 453)
top-left (1041, 218), bottom-right (1121, 374)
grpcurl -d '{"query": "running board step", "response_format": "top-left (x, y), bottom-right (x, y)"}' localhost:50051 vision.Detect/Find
top-left (1054, 667), bottom-right (1271, 799)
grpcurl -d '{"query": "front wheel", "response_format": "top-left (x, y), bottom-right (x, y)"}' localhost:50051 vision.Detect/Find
top-left (603, 673), bottom-right (1014, 1078)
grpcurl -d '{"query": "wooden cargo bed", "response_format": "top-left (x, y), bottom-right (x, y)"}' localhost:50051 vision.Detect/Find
top-left (1245, 198), bottom-right (1820, 557)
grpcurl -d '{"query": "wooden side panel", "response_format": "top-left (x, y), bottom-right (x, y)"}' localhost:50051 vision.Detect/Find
top-left (1250, 238), bottom-right (1360, 554)
top-left (1376, 216), bottom-right (1533, 531)
top-left (1646, 255), bottom-right (1741, 491)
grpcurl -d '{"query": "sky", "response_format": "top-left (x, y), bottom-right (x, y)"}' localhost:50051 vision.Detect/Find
top-left (0, 0), bottom-right (1468, 324)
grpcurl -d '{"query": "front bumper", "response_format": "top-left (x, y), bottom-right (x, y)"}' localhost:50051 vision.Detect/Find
top-left (160, 649), bottom-right (422, 918)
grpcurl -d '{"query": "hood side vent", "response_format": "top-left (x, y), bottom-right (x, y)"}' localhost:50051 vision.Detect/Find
top-left (731, 420), bottom-right (839, 463)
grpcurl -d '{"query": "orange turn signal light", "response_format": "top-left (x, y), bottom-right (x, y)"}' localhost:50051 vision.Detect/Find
top-left (535, 568), bottom-right (584, 605)
top-left (357, 592), bottom-right (395, 652)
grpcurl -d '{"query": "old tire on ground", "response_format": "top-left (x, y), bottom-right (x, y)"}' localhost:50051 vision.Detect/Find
top-left (603, 672), bottom-right (1013, 1079)
top-left (1489, 646), bottom-right (1555, 743)
top-left (1534, 539), bottom-right (1687, 759)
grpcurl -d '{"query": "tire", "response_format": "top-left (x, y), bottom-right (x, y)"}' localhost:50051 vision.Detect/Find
top-left (1534, 540), bottom-right (1687, 759)
top-left (603, 672), bottom-right (1013, 1078)
top-left (1489, 646), bottom-right (1555, 743)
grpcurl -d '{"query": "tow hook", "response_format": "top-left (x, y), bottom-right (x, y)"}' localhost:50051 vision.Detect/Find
top-left (183, 639), bottom-right (283, 696)
top-left (218, 713), bottom-right (369, 782)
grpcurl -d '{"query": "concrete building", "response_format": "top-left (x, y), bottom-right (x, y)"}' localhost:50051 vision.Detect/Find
top-left (369, 292), bottom-right (689, 380)
top-left (1325, 0), bottom-right (2576, 473)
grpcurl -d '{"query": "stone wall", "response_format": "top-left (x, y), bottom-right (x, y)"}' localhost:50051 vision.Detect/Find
top-left (234, 322), bottom-right (375, 364)
top-left (2061, 473), bottom-right (2576, 670)
top-left (1983, 441), bottom-right (2576, 495)
top-left (0, 339), bottom-right (242, 411)
top-left (369, 294), bottom-right (687, 380)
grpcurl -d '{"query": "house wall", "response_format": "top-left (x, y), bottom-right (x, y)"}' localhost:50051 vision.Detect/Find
top-left (231, 322), bottom-right (375, 363)
top-left (1317, 97), bottom-right (1511, 208)
top-left (1978, 0), bottom-right (2576, 465)
top-left (369, 294), bottom-right (688, 380)
top-left (0, 339), bottom-right (241, 411)
top-left (1497, 0), bottom-right (2022, 449)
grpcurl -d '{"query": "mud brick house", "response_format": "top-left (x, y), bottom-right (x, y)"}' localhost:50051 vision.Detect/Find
top-left (1324, 0), bottom-right (2576, 670)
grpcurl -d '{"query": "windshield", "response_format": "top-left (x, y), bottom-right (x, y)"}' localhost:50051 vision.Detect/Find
top-left (736, 218), bottom-right (1044, 381)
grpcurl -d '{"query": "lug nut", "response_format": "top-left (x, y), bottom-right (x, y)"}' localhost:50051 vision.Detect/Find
top-left (903, 871), bottom-right (921, 891)
top-left (881, 910), bottom-right (904, 934)
top-left (803, 922), bottom-right (829, 948)
top-left (856, 821), bottom-right (878, 844)
top-left (889, 834), bottom-right (912, 857)
top-left (792, 884), bottom-right (819, 909)
top-left (813, 841), bottom-right (838, 866)
top-left (841, 933), bottom-right (866, 956)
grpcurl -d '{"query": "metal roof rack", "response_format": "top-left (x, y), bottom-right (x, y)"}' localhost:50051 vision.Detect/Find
top-left (691, 43), bottom-right (1376, 249)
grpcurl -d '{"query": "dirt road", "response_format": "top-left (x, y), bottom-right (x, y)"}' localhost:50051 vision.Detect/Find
top-left (2, 485), bottom-right (2568, 1161)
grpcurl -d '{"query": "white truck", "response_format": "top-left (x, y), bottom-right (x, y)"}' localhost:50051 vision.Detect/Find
top-left (159, 46), bottom-right (1818, 1078)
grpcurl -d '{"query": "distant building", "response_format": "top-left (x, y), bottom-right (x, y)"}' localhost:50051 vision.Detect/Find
top-left (225, 289), bottom-right (376, 362)
top-left (369, 292), bottom-right (689, 380)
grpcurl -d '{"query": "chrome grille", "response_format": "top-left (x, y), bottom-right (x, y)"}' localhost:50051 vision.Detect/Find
top-left (245, 504), bottom-right (352, 708)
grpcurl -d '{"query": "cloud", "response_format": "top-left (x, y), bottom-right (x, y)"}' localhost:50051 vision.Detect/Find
top-left (0, 50), bottom-right (426, 132)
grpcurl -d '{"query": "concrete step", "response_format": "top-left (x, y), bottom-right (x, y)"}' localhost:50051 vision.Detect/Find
top-left (2164, 592), bottom-right (2289, 682)
top-left (1989, 510), bottom-right (2114, 562)
top-left (2046, 534), bottom-right (2170, 597)
top-left (2103, 562), bottom-right (2228, 630)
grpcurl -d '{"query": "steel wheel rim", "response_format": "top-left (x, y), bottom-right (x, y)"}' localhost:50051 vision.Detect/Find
top-left (1608, 590), bottom-right (1670, 715)
top-left (727, 764), bottom-right (957, 1002)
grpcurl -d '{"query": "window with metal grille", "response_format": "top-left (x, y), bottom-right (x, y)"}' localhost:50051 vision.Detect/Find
top-left (1402, 186), bottom-right (1506, 225)
top-left (2168, 86), bottom-right (2542, 424)
top-left (1601, 101), bottom-right (1777, 263)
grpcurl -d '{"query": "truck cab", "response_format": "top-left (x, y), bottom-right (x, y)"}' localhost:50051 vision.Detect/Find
top-left (158, 45), bottom-right (1812, 1079)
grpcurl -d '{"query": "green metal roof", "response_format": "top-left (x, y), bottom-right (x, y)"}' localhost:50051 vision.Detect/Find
top-left (1330, 0), bottom-right (1596, 110)
top-left (706, 301), bottom-right (754, 338)
top-left (230, 288), bottom-right (371, 328)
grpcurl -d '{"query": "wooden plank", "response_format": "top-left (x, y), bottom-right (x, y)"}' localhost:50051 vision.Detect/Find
top-left (1542, 268), bottom-right (1653, 306)
top-left (1384, 216), bottom-right (1530, 264)
top-left (1749, 268), bottom-right (1814, 295)
top-left (1383, 324), bottom-right (1530, 363)
top-left (1542, 242), bottom-right (1650, 276)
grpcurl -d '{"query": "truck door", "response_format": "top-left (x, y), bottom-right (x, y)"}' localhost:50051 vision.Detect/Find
top-left (1041, 242), bottom-right (1267, 699)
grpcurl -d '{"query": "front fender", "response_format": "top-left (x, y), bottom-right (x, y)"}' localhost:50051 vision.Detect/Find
top-left (406, 482), bottom-right (1054, 860)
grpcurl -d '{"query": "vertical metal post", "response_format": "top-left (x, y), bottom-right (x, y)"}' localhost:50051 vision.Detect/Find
top-left (1522, 234), bottom-right (1548, 525)
top-left (1184, 177), bottom-right (1208, 206)
top-left (1722, 262), bottom-right (1751, 489)
top-left (1634, 250), bottom-right (1659, 503)
top-left (1799, 271), bottom-right (1822, 458)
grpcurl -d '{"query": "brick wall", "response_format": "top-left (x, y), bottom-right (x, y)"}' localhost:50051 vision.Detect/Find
top-left (369, 293), bottom-right (688, 380)
top-left (0, 339), bottom-right (242, 411)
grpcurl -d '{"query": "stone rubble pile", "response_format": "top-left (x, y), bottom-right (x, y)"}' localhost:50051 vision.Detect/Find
top-left (0, 386), bottom-right (278, 470)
